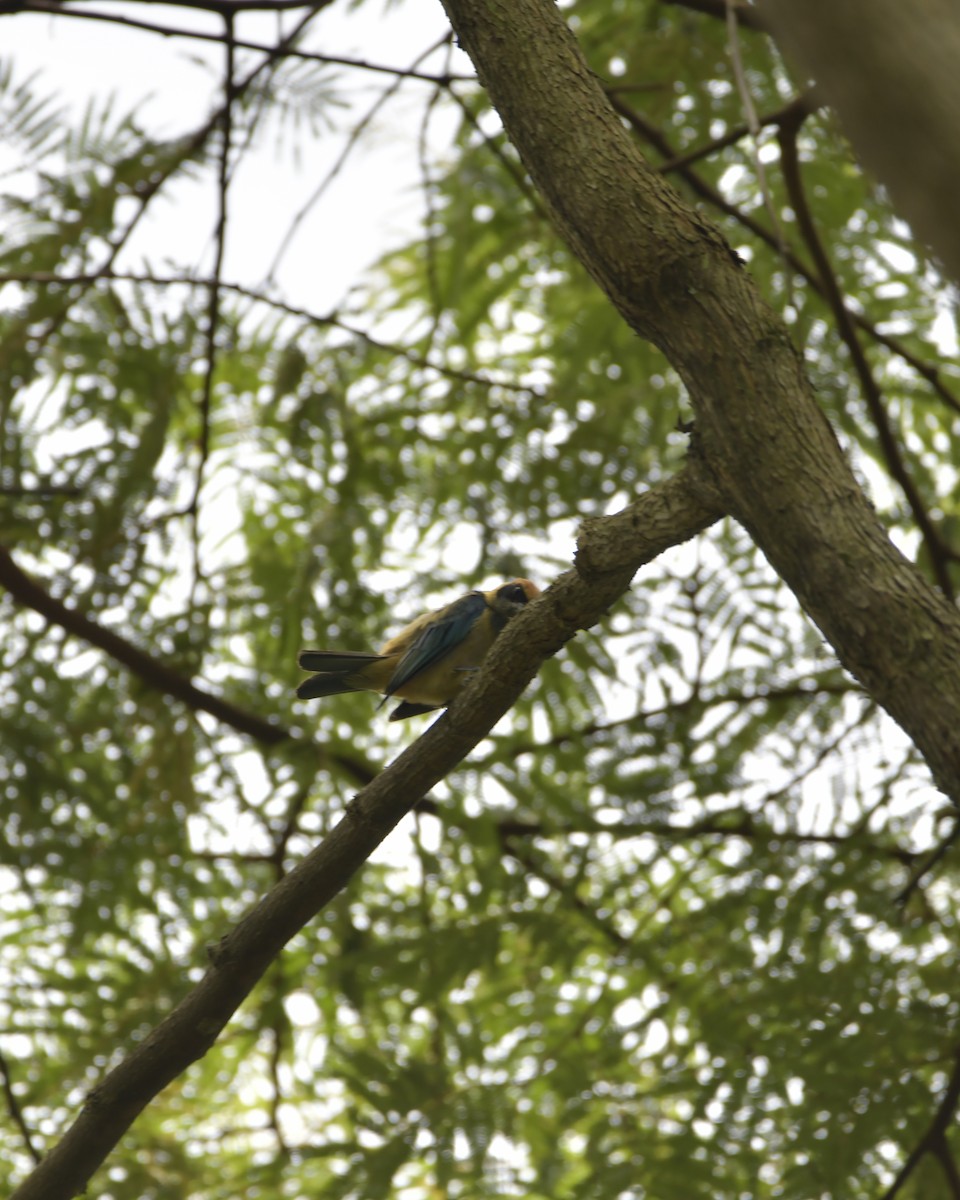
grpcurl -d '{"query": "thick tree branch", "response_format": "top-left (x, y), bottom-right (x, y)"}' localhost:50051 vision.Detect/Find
top-left (9, 467), bottom-right (722, 1200)
top-left (436, 0), bottom-right (960, 805)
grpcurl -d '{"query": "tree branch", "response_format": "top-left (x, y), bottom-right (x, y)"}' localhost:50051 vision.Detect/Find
top-left (777, 113), bottom-right (957, 599)
top-left (437, 0), bottom-right (960, 805)
top-left (8, 465), bottom-right (722, 1200)
top-left (608, 95), bottom-right (960, 420)
top-left (2, 1), bottom-right (467, 82)
top-left (0, 1047), bottom-right (40, 1166)
top-left (878, 1048), bottom-right (960, 1200)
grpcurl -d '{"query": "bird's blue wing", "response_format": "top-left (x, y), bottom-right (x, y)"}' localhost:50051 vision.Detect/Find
top-left (385, 591), bottom-right (487, 696)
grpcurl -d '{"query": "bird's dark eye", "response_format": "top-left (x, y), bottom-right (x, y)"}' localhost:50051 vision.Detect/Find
top-left (499, 582), bottom-right (528, 604)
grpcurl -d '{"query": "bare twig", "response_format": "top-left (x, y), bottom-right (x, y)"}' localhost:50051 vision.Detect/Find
top-left (264, 32), bottom-right (452, 285)
top-left (417, 46), bottom-right (452, 351)
top-left (189, 11), bottom-right (235, 595)
top-left (878, 1048), bottom-right (960, 1200)
top-left (479, 678), bottom-right (859, 760)
top-left (2, 1), bottom-right (468, 82)
top-left (0, 270), bottom-right (545, 394)
top-left (724, 0), bottom-right (790, 302)
top-left (0, 1046), bottom-right (41, 1165)
top-left (656, 91), bottom-right (817, 174)
top-left (778, 113), bottom-right (957, 599)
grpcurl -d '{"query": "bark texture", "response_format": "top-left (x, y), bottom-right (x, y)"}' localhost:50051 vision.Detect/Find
top-left (438, 0), bottom-right (960, 801)
top-left (763, 0), bottom-right (960, 286)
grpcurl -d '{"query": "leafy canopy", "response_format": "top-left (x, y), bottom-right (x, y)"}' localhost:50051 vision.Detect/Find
top-left (0, 2), bottom-right (958, 1198)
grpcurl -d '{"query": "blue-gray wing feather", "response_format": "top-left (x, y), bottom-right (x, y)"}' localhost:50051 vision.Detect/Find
top-left (386, 592), bottom-right (486, 696)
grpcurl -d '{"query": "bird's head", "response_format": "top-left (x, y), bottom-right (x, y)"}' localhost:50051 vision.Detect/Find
top-left (487, 578), bottom-right (540, 623)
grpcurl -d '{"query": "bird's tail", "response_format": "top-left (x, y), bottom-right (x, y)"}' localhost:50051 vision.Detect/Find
top-left (296, 650), bottom-right (385, 700)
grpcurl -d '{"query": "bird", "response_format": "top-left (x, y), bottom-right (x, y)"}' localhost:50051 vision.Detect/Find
top-left (296, 578), bottom-right (540, 721)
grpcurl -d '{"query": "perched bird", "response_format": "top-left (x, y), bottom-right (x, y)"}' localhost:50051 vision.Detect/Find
top-left (297, 578), bottom-right (540, 721)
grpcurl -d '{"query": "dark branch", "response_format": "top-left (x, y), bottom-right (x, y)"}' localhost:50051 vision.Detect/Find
top-left (2, 1), bottom-right (467, 82)
top-left (879, 1048), bottom-right (960, 1200)
top-left (777, 113), bottom-right (957, 600)
top-left (0, 1047), bottom-right (41, 1166)
top-left (0, 543), bottom-right (375, 789)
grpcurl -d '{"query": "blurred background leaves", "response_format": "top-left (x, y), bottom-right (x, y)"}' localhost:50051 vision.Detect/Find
top-left (0, 1), bottom-right (958, 1197)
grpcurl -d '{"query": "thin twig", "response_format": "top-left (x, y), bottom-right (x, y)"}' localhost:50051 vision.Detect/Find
top-left (2, 1), bottom-right (469, 82)
top-left (189, 9), bottom-right (236, 604)
top-left (878, 1048), bottom-right (960, 1200)
top-left (1, 269), bottom-right (545, 394)
top-left (5, 5), bottom-right (326, 385)
top-left (264, 32), bottom-right (452, 286)
top-left (656, 90), bottom-right (817, 174)
top-left (725, 0), bottom-right (791, 304)
top-left (0, 1046), bottom-right (41, 1165)
top-left (417, 46), bottom-right (452, 351)
top-left (189, 10), bottom-right (235, 599)
top-left (778, 113), bottom-right (957, 599)
top-left (481, 678), bottom-right (859, 760)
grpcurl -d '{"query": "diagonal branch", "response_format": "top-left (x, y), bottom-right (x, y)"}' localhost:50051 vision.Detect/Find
top-left (0, 1047), bottom-right (40, 1166)
top-left (8, 465), bottom-right (723, 1200)
top-left (0, 543), bottom-right (375, 788)
top-left (0, 544), bottom-right (288, 744)
top-left (608, 95), bottom-right (960, 420)
top-left (879, 1048), bottom-right (960, 1200)
top-left (189, 11), bottom-right (236, 590)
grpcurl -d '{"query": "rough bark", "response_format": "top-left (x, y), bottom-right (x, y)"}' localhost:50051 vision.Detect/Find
top-left (763, 0), bottom-right (960, 286)
top-left (437, 0), bottom-right (960, 801)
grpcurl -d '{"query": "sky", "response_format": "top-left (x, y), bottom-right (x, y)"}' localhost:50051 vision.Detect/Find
top-left (1, 0), bottom-right (468, 313)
